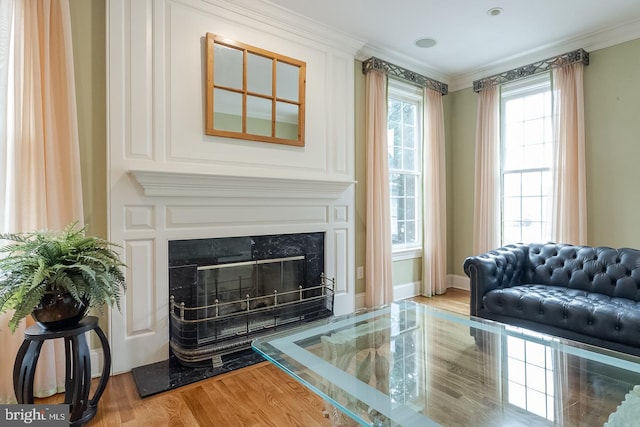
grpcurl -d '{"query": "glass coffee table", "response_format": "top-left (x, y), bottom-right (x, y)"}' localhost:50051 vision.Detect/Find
top-left (252, 300), bottom-right (640, 426)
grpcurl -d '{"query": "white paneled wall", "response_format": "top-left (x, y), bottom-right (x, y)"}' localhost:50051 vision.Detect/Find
top-left (107, 0), bottom-right (360, 373)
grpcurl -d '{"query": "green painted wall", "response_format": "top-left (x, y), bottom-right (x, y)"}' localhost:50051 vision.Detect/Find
top-left (448, 87), bottom-right (477, 276)
top-left (69, 0), bottom-right (107, 239)
top-left (583, 38), bottom-right (640, 247)
top-left (69, 0), bottom-right (107, 337)
top-left (354, 62), bottom-right (366, 294)
top-left (449, 38), bottom-right (640, 276)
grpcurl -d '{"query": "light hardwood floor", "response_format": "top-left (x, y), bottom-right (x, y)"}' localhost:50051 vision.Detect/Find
top-left (36, 289), bottom-right (470, 426)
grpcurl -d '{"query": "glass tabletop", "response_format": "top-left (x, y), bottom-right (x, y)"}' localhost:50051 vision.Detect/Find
top-left (252, 300), bottom-right (640, 427)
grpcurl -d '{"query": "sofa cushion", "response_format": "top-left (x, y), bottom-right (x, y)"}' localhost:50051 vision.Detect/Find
top-left (483, 284), bottom-right (640, 348)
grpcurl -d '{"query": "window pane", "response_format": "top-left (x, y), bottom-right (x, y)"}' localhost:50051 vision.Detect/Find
top-left (388, 99), bottom-right (401, 122)
top-left (521, 172), bottom-right (542, 197)
top-left (403, 147), bottom-right (415, 171)
top-left (406, 197), bottom-right (416, 220)
top-left (503, 146), bottom-right (523, 171)
top-left (505, 98), bottom-right (524, 122)
top-left (406, 220), bottom-right (417, 244)
top-left (524, 93), bottom-right (544, 120)
top-left (503, 173), bottom-right (521, 197)
top-left (503, 197), bottom-right (521, 222)
top-left (402, 103), bottom-right (415, 125)
top-left (522, 196), bottom-right (542, 221)
top-left (503, 222), bottom-right (522, 245)
top-left (390, 174), bottom-right (404, 197)
top-left (523, 144), bottom-right (545, 169)
top-left (406, 175), bottom-right (416, 197)
top-left (403, 124), bottom-right (415, 149)
top-left (524, 118), bottom-right (544, 146)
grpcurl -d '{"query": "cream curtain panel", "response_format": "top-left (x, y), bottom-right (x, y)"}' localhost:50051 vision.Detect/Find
top-left (472, 86), bottom-right (501, 254)
top-left (551, 63), bottom-right (587, 245)
top-left (422, 88), bottom-right (447, 297)
top-left (365, 70), bottom-right (393, 307)
top-left (0, 0), bottom-right (84, 403)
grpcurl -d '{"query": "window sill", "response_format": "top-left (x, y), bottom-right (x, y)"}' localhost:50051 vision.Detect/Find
top-left (392, 248), bottom-right (422, 262)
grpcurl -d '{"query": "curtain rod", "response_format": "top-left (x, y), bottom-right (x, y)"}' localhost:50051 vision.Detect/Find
top-left (362, 56), bottom-right (448, 95)
top-left (473, 48), bottom-right (589, 93)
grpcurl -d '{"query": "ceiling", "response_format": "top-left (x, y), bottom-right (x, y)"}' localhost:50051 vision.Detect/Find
top-left (261, 0), bottom-right (640, 88)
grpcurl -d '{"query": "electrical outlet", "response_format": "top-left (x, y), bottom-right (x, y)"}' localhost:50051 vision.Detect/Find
top-left (357, 266), bottom-right (364, 279)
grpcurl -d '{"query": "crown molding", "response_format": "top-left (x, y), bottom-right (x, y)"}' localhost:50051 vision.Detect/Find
top-left (448, 17), bottom-right (640, 92)
top-left (203, 0), bottom-right (366, 55)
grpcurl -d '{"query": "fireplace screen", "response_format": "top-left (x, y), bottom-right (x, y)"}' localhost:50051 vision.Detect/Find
top-left (168, 233), bottom-right (333, 365)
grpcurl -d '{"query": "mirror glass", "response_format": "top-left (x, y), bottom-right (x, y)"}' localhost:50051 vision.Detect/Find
top-left (246, 95), bottom-right (272, 137)
top-left (206, 33), bottom-right (306, 146)
top-left (247, 53), bottom-right (272, 96)
top-left (276, 61), bottom-right (299, 101)
top-left (213, 44), bottom-right (242, 89)
top-left (275, 102), bottom-right (298, 140)
top-left (213, 88), bottom-right (242, 132)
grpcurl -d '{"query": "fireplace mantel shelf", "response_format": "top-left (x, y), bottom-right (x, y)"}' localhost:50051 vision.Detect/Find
top-left (130, 170), bottom-right (356, 199)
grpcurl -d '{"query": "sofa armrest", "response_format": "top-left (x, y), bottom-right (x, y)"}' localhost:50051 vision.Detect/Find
top-left (463, 245), bottom-right (529, 317)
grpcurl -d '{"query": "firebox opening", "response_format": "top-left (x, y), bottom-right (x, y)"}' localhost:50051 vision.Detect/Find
top-left (168, 232), bottom-right (334, 366)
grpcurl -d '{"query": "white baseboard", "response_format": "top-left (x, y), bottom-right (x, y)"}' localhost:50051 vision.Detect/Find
top-left (355, 292), bottom-right (366, 310)
top-left (449, 274), bottom-right (470, 291)
top-left (91, 349), bottom-right (104, 378)
top-left (354, 274), bottom-right (470, 310)
top-left (394, 281), bottom-right (422, 301)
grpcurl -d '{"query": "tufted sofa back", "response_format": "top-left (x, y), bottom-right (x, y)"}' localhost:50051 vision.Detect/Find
top-left (523, 243), bottom-right (640, 301)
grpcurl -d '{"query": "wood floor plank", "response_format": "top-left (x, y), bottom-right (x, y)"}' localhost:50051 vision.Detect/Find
top-left (33, 291), bottom-right (473, 426)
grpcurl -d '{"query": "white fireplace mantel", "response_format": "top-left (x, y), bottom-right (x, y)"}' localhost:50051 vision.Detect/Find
top-left (130, 170), bottom-right (356, 199)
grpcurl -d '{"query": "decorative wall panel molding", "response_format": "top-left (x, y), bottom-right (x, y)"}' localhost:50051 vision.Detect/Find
top-left (125, 239), bottom-right (156, 335)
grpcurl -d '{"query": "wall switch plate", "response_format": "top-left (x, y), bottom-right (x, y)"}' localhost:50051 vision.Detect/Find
top-left (357, 266), bottom-right (364, 279)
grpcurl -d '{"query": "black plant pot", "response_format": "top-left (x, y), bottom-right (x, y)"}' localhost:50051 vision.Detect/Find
top-left (31, 291), bottom-right (88, 330)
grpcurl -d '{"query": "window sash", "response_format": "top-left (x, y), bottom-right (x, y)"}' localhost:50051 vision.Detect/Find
top-left (388, 79), bottom-right (423, 252)
top-left (500, 74), bottom-right (553, 246)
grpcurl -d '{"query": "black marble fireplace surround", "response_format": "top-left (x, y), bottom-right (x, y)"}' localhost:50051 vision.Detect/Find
top-left (132, 232), bottom-right (333, 397)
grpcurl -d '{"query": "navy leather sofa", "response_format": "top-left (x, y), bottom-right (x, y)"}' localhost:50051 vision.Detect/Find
top-left (464, 243), bottom-right (640, 356)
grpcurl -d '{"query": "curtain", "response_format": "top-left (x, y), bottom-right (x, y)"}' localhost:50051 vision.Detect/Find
top-left (0, 0), bottom-right (84, 403)
top-left (472, 86), bottom-right (501, 254)
top-left (551, 63), bottom-right (587, 244)
top-left (365, 70), bottom-right (393, 307)
top-left (422, 88), bottom-right (447, 297)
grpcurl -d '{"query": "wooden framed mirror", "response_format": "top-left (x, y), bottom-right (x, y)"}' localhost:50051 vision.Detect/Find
top-left (205, 34), bottom-right (306, 146)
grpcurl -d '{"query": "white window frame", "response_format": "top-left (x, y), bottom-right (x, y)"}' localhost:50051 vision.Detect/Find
top-left (387, 79), bottom-right (423, 260)
top-left (500, 73), bottom-right (553, 246)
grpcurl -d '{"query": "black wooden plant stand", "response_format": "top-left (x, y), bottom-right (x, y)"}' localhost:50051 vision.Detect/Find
top-left (13, 316), bottom-right (111, 426)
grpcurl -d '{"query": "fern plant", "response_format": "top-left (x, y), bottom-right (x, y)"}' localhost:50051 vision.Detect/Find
top-left (0, 222), bottom-right (126, 332)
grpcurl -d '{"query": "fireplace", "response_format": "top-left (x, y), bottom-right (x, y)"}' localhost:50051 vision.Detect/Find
top-left (168, 232), bottom-right (334, 365)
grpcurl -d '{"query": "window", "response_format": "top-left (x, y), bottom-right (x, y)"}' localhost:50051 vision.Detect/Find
top-left (500, 74), bottom-right (553, 245)
top-left (387, 80), bottom-right (422, 253)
